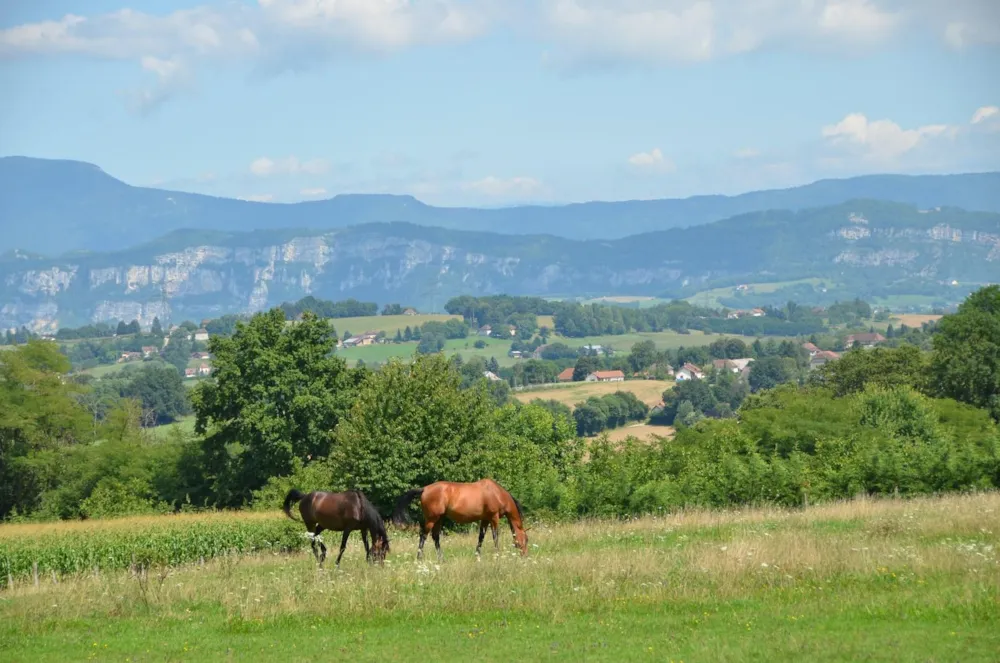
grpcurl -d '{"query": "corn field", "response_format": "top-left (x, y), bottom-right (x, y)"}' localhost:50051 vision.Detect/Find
top-left (0, 512), bottom-right (304, 587)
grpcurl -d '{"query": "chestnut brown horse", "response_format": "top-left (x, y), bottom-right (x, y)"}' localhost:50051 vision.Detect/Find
top-left (392, 479), bottom-right (528, 560)
top-left (283, 489), bottom-right (390, 567)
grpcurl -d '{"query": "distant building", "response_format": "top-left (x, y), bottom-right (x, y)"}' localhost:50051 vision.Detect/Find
top-left (478, 325), bottom-right (492, 337)
top-left (403, 308), bottom-right (418, 316)
top-left (483, 371), bottom-right (503, 382)
top-left (194, 329), bottom-right (210, 342)
top-left (810, 350), bottom-right (841, 369)
top-left (802, 342), bottom-right (820, 357)
top-left (675, 363), bottom-right (705, 381)
top-left (845, 333), bottom-right (885, 348)
top-left (198, 363), bottom-right (212, 376)
top-left (118, 351), bottom-right (142, 363)
top-left (585, 370), bottom-right (625, 383)
top-left (508, 349), bottom-right (522, 359)
top-left (141, 346), bottom-right (158, 358)
top-left (557, 367), bottom-right (575, 382)
top-left (184, 368), bottom-right (197, 379)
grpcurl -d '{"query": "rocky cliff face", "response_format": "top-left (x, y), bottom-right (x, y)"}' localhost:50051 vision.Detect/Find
top-left (2, 202), bottom-right (998, 331)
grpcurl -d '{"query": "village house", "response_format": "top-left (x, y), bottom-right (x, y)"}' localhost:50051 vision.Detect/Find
top-left (118, 351), bottom-right (142, 363)
top-left (194, 328), bottom-right (210, 342)
top-left (191, 351), bottom-right (211, 360)
top-left (802, 342), bottom-right (821, 357)
top-left (478, 325), bottom-right (492, 337)
top-left (713, 358), bottom-right (752, 374)
top-left (198, 363), bottom-right (212, 376)
top-left (557, 367), bottom-right (575, 382)
top-left (403, 308), bottom-right (418, 316)
top-left (184, 368), bottom-right (197, 379)
top-left (810, 350), bottom-right (841, 369)
top-left (507, 349), bottom-right (522, 359)
top-left (845, 332), bottom-right (885, 348)
top-left (751, 308), bottom-right (765, 317)
top-left (531, 344), bottom-right (551, 360)
top-left (675, 363), bottom-right (705, 381)
top-left (483, 371), bottom-right (503, 382)
top-left (585, 370), bottom-right (625, 383)
top-left (141, 346), bottom-right (158, 359)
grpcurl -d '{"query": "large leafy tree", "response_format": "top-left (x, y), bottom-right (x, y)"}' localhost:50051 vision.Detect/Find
top-left (0, 340), bottom-right (90, 518)
top-left (124, 363), bottom-right (191, 425)
top-left (191, 309), bottom-right (358, 505)
top-left (931, 285), bottom-right (1000, 420)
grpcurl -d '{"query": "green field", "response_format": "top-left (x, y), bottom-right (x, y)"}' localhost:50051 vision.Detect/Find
top-left (1, 493), bottom-right (997, 661)
top-left (326, 313), bottom-right (460, 337)
top-left (148, 415), bottom-right (196, 440)
top-left (686, 279), bottom-right (827, 309)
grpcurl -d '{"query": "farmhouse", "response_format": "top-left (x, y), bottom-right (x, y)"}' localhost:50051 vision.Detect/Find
top-left (675, 363), bottom-right (705, 381)
top-left (585, 370), bottom-right (625, 383)
top-left (198, 363), bottom-right (212, 376)
top-left (483, 371), bottom-right (503, 382)
top-left (845, 332), bottom-right (885, 348)
top-left (184, 368), bottom-right (197, 379)
top-left (118, 351), bottom-right (142, 363)
top-left (194, 329), bottom-right (210, 342)
top-left (141, 346), bottom-right (158, 358)
top-left (478, 325), bottom-right (492, 337)
top-left (191, 351), bottom-right (211, 360)
top-left (557, 367), bottom-right (575, 382)
top-left (403, 308), bottom-right (418, 316)
top-left (802, 342), bottom-right (821, 357)
top-left (508, 349), bottom-right (522, 359)
top-left (810, 350), bottom-right (841, 368)
top-left (531, 344), bottom-right (551, 360)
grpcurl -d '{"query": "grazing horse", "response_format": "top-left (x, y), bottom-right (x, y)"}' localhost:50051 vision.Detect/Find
top-left (283, 489), bottom-right (390, 567)
top-left (392, 479), bottom-right (528, 560)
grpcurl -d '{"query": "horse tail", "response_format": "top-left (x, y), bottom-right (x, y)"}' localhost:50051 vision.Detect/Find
top-left (355, 491), bottom-right (390, 551)
top-left (283, 489), bottom-right (305, 522)
top-left (392, 488), bottom-right (424, 527)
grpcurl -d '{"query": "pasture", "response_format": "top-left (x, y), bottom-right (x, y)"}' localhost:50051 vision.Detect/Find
top-left (514, 379), bottom-right (671, 409)
top-left (685, 279), bottom-right (827, 309)
top-left (604, 423), bottom-right (676, 442)
top-left (892, 313), bottom-right (943, 327)
top-left (1, 493), bottom-right (998, 661)
top-left (327, 313), bottom-right (460, 338)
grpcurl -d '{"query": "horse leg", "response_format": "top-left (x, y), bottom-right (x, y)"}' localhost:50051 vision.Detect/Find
top-left (335, 530), bottom-right (351, 567)
top-left (491, 515), bottom-right (501, 552)
top-left (432, 521), bottom-right (444, 562)
top-left (361, 529), bottom-right (371, 563)
top-left (315, 526), bottom-right (327, 567)
top-left (417, 519), bottom-right (432, 561)
top-left (476, 521), bottom-right (488, 558)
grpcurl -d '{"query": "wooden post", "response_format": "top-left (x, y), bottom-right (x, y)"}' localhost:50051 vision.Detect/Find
top-left (7, 573), bottom-right (13, 589)
top-left (32, 562), bottom-right (39, 587)
top-left (51, 570), bottom-right (58, 584)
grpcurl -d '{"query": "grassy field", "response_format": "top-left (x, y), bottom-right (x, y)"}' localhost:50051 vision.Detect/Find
top-left (514, 379), bottom-right (671, 408)
top-left (148, 415), bottom-right (196, 440)
top-left (685, 279), bottom-right (826, 309)
top-left (892, 314), bottom-right (943, 327)
top-left (604, 423), bottom-right (676, 442)
top-left (327, 314), bottom-right (460, 337)
top-left (1, 493), bottom-right (998, 661)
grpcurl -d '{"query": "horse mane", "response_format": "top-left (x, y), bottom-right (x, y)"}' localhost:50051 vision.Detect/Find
top-left (353, 490), bottom-right (390, 551)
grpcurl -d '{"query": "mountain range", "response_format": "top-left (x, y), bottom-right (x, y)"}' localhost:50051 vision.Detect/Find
top-left (2, 195), bottom-right (998, 331)
top-left (3, 156), bottom-right (1000, 255)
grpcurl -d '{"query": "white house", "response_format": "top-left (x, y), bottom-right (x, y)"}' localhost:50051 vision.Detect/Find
top-left (194, 328), bottom-right (210, 342)
top-left (585, 370), bottom-right (625, 383)
top-left (675, 363), bottom-right (705, 381)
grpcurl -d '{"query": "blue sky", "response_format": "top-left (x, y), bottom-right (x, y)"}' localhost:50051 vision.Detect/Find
top-left (1, 1), bottom-right (998, 206)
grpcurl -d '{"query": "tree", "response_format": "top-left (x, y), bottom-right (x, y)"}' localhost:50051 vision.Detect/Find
top-left (116, 321), bottom-right (128, 336)
top-left (151, 317), bottom-right (164, 337)
top-left (931, 285), bottom-right (1000, 420)
top-left (0, 341), bottom-right (90, 519)
top-left (190, 309), bottom-right (359, 505)
top-left (416, 333), bottom-right (445, 355)
top-left (124, 364), bottom-right (191, 425)
top-left (487, 357), bottom-right (500, 374)
top-left (161, 328), bottom-right (193, 373)
top-left (127, 320), bottom-right (141, 335)
top-left (382, 303), bottom-right (404, 316)
top-left (748, 356), bottom-right (791, 393)
top-left (628, 340), bottom-right (657, 374)
top-left (573, 355), bottom-right (600, 381)
top-left (394, 329), bottom-right (403, 343)
top-left (474, 339), bottom-right (487, 349)
top-left (403, 326), bottom-right (412, 342)
top-left (817, 345), bottom-right (927, 397)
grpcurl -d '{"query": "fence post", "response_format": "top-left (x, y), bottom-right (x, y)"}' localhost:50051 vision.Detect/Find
top-left (32, 562), bottom-right (39, 587)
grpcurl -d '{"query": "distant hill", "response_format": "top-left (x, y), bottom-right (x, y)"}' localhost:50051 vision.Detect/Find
top-left (2, 199), bottom-right (997, 331)
top-left (3, 156), bottom-right (1000, 254)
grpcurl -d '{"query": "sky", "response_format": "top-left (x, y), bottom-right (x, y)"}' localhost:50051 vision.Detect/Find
top-left (0, 0), bottom-right (998, 207)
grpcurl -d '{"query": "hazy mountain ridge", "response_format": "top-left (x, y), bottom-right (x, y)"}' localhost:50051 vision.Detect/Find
top-left (4, 156), bottom-right (1000, 254)
top-left (2, 200), bottom-right (998, 331)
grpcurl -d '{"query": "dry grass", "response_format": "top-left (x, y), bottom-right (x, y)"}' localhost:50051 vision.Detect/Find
top-left (891, 313), bottom-right (943, 327)
top-left (604, 424), bottom-right (676, 442)
top-left (514, 379), bottom-right (671, 409)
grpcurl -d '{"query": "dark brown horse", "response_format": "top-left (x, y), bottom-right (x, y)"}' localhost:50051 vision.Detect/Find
top-left (283, 489), bottom-right (390, 567)
top-left (392, 479), bottom-right (528, 560)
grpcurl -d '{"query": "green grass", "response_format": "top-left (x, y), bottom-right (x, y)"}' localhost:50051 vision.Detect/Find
top-left (325, 314), bottom-right (461, 338)
top-left (2, 493), bottom-right (997, 662)
top-left (148, 415), bottom-right (196, 440)
top-left (685, 278), bottom-right (827, 309)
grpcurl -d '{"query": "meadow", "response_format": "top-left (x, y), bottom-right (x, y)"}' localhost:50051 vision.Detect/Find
top-left (604, 423), bottom-right (676, 442)
top-left (327, 313), bottom-right (460, 337)
top-left (514, 379), bottom-right (672, 409)
top-left (1, 493), bottom-right (997, 661)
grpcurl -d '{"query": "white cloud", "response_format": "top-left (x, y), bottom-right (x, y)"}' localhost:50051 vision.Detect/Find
top-left (240, 193), bottom-right (275, 202)
top-left (971, 106), bottom-right (999, 125)
top-left (628, 147), bottom-right (676, 172)
top-left (463, 176), bottom-right (544, 198)
top-left (299, 187), bottom-right (328, 197)
top-left (250, 156), bottom-right (330, 177)
top-left (734, 147), bottom-right (760, 159)
top-left (821, 112), bottom-right (956, 162)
